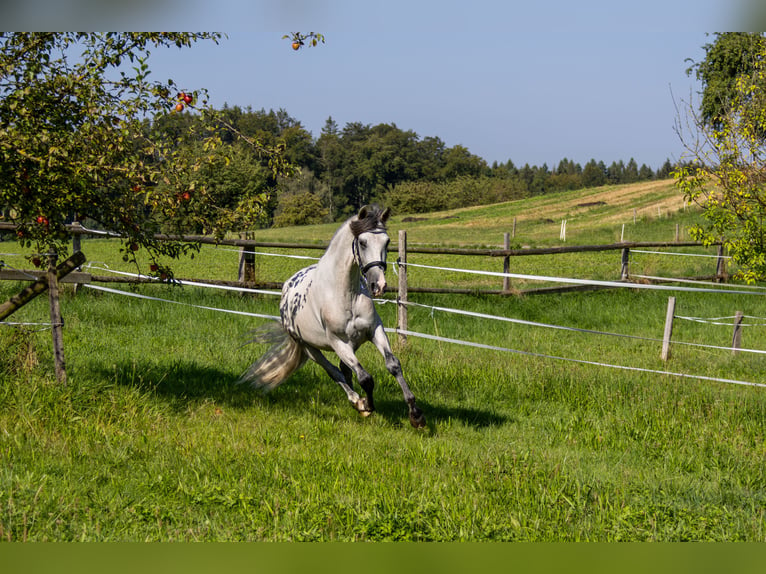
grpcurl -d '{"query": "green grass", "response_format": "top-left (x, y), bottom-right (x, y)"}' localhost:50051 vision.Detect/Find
top-left (2, 181), bottom-right (766, 541)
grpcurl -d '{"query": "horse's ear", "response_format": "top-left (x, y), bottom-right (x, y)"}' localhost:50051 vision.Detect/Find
top-left (381, 207), bottom-right (391, 223)
top-left (357, 205), bottom-right (369, 220)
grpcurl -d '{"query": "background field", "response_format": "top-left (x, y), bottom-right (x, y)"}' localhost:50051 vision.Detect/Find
top-left (2, 180), bottom-right (766, 541)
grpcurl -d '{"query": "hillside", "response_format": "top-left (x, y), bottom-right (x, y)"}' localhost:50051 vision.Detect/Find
top-left (249, 179), bottom-right (700, 248)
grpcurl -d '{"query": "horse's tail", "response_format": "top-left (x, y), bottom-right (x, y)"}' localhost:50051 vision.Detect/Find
top-left (237, 323), bottom-right (305, 392)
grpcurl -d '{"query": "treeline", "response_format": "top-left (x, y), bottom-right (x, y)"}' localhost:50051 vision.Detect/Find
top-left (153, 105), bottom-right (674, 227)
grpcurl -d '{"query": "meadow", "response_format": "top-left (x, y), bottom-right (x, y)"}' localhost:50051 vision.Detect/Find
top-left (1, 180), bottom-right (766, 541)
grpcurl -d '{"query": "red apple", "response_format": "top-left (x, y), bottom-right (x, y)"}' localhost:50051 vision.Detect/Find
top-left (175, 103), bottom-right (184, 112)
top-left (150, 264), bottom-right (159, 272)
top-left (183, 93), bottom-right (193, 104)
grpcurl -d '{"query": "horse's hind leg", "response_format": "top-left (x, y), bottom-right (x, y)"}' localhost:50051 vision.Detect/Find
top-left (340, 360), bottom-right (379, 413)
top-left (326, 342), bottom-right (378, 415)
top-left (339, 361), bottom-right (354, 390)
top-left (303, 346), bottom-right (372, 416)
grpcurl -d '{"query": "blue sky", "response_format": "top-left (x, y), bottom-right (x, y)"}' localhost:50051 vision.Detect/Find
top-left (3, 0), bottom-right (758, 169)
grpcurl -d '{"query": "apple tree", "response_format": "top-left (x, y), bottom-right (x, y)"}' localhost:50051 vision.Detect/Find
top-left (0, 32), bottom-right (291, 277)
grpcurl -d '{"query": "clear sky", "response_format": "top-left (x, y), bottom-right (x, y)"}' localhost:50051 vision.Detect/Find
top-left (3, 0), bottom-right (761, 170)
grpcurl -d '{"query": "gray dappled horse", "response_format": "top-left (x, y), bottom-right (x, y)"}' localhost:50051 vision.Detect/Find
top-left (239, 205), bottom-right (426, 428)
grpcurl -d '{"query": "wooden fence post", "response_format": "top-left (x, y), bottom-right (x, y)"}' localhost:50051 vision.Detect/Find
top-left (512, 217), bottom-right (517, 239)
top-left (47, 253), bottom-right (67, 384)
top-left (397, 229), bottom-right (408, 344)
top-left (72, 221), bottom-right (82, 256)
top-left (502, 232), bottom-right (510, 293)
top-left (732, 311), bottom-right (744, 355)
top-left (71, 221), bottom-right (83, 294)
top-left (238, 243), bottom-right (256, 285)
top-left (715, 244), bottom-right (727, 283)
top-left (661, 296), bottom-right (676, 361)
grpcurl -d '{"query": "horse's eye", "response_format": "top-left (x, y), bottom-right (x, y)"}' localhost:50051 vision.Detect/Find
top-left (359, 239), bottom-right (367, 249)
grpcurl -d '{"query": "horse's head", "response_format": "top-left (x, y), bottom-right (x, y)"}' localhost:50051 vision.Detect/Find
top-left (351, 205), bottom-right (391, 297)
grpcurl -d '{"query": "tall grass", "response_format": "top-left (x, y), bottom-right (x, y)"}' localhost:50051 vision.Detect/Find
top-left (1, 182), bottom-right (766, 541)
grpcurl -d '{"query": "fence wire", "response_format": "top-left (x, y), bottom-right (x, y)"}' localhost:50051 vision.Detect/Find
top-left (4, 238), bottom-right (766, 389)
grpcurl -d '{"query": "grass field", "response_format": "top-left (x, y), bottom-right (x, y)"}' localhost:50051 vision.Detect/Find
top-left (2, 180), bottom-right (766, 541)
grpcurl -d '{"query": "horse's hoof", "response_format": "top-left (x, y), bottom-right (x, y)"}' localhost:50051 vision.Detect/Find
top-left (355, 397), bottom-right (374, 417)
top-left (409, 407), bottom-right (426, 429)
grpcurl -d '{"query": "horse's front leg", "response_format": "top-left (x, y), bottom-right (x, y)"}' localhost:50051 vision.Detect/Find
top-left (371, 324), bottom-right (426, 428)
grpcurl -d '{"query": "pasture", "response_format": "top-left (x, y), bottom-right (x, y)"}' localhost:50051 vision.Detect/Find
top-left (1, 181), bottom-right (766, 541)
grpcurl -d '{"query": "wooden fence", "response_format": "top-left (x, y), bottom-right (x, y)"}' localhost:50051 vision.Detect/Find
top-left (1, 222), bottom-right (728, 380)
top-left (1, 222), bottom-right (727, 296)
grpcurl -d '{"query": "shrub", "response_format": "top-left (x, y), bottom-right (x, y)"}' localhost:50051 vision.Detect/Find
top-left (273, 191), bottom-right (329, 227)
top-left (384, 176), bottom-right (527, 214)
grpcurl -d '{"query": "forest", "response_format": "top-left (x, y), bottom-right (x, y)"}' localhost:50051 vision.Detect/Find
top-left (156, 104), bottom-right (673, 228)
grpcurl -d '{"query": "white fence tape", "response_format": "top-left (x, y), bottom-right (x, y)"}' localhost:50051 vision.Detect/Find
top-left (80, 280), bottom-right (766, 390)
top-left (391, 299), bottom-right (655, 342)
top-left (386, 328), bottom-right (766, 389)
top-left (83, 284), bottom-right (280, 321)
top-left (632, 274), bottom-right (766, 291)
top-left (216, 247), bottom-right (321, 262)
top-left (388, 299), bottom-right (766, 356)
top-left (85, 264), bottom-right (281, 297)
top-left (631, 249), bottom-right (732, 259)
top-left (1, 321), bottom-right (54, 332)
top-left (676, 315), bottom-right (766, 327)
top-left (6, 238), bottom-right (761, 389)
top-left (76, 225), bottom-right (122, 238)
top-left (85, 263), bottom-right (766, 356)
top-left (402, 261), bottom-right (765, 296)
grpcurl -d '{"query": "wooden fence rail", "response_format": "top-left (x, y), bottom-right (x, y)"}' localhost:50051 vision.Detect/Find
top-left (0, 221), bottom-right (716, 255)
top-left (1, 222), bottom-right (726, 297)
top-left (0, 221), bottom-right (742, 378)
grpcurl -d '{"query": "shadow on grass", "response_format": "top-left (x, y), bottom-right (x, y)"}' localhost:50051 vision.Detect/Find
top-left (93, 359), bottom-right (258, 410)
top-left (97, 359), bottom-right (512, 430)
top-left (369, 398), bottom-right (510, 431)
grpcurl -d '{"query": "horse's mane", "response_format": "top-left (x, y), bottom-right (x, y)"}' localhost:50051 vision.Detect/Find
top-left (349, 205), bottom-right (389, 237)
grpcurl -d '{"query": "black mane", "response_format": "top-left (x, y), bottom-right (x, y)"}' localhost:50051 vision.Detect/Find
top-left (349, 205), bottom-right (389, 237)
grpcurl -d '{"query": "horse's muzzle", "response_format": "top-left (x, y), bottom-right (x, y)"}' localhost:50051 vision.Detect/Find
top-left (365, 267), bottom-right (387, 297)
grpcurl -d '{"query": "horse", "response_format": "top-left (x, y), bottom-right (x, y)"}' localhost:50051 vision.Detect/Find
top-left (239, 205), bottom-right (426, 428)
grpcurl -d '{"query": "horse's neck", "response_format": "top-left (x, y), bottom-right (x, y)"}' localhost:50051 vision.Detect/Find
top-left (319, 225), bottom-right (362, 295)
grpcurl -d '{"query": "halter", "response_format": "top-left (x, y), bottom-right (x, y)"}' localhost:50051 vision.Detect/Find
top-left (352, 230), bottom-right (388, 275)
